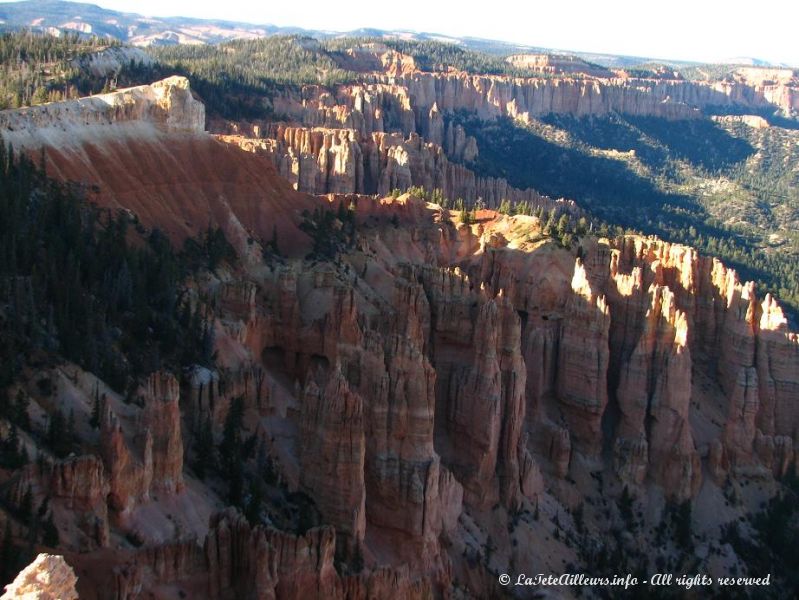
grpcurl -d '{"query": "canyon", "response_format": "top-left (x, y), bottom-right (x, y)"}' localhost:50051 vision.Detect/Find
top-left (204, 43), bottom-right (798, 210)
top-left (0, 72), bottom-right (798, 600)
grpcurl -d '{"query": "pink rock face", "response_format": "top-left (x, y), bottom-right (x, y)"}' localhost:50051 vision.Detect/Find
top-left (269, 72), bottom-right (792, 140)
top-left (100, 371), bottom-right (184, 515)
top-left (556, 261), bottom-right (610, 456)
top-left (7, 456), bottom-right (110, 549)
top-left (299, 367), bottom-right (366, 551)
top-left (571, 235), bottom-right (799, 498)
top-left (140, 372), bottom-right (185, 496)
top-left (100, 404), bottom-right (150, 514)
top-left (756, 295), bottom-right (799, 439)
top-left (612, 285), bottom-right (700, 499)
top-left (204, 509), bottom-right (439, 600)
top-left (722, 367), bottom-right (760, 472)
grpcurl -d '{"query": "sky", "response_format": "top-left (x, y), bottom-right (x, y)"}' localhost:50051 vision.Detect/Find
top-left (27, 0), bottom-right (799, 65)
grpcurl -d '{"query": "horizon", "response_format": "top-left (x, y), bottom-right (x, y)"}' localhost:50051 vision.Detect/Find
top-left (2, 0), bottom-right (799, 67)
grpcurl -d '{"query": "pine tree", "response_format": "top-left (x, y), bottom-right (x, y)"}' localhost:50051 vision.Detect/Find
top-left (0, 521), bottom-right (16, 582)
top-left (47, 410), bottom-right (71, 458)
top-left (193, 415), bottom-right (215, 480)
top-left (42, 514), bottom-right (59, 547)
top-left (90, 388), bottom-right (102, 429)
top-left (13, 390), bottom-right (30, 429)
top-left (220, 397), bottom-right (245, 506)
top-left (18, 486), bottom-right (32, 525)
top-left (245, 480), bottom-right (263, 525)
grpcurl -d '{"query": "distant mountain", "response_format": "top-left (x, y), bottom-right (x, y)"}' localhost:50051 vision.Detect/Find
top-left (0, 0), bottom-right (311, 45)
top-left (0, 0), bottom-right (702, 67)
top-left (718, 56), bottom-right (792, 68)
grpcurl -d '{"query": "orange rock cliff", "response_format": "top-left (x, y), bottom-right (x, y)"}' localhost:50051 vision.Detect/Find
top-left (0, 77), bottom-right (797, 599)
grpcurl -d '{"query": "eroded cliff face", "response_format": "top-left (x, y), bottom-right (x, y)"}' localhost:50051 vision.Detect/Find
top-left (219, 125), bottom-right (575, 215)
top-left (212, 57), bottom-right (799, 211)
top-left (263, 68), bottom-right (797, 138)
top-left (2, 78), bottom-right (799, 599)
top-left (0, 76), bottom-right (204, 145)
top-left (0, 77), bottom-right (316, 251)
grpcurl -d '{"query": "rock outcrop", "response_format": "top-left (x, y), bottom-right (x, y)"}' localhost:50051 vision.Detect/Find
top-left (269, 66), bottom-right (798, 135)
top-left (1, 554), bottom-right (78, 600)
top-left (0, 76), bottom-right (204, 147)
top-left (555, 260), bottom-right (610, 456)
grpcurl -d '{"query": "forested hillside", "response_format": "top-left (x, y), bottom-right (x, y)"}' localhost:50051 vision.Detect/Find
top-left (458, 112), bottom-right (799, 313)
top-left (2, 29), bottom-right (798, 314)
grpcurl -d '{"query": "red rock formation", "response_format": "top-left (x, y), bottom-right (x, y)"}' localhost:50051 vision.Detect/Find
top-left (616, 286), bottom-right (700, 499)
top-left (721, 367), bottom-right (760, 474)
top-left (594, 236), bottom-right (798, 491)
top-left (225, 125), bottom-right (567, 214)
top-left (0, 78), bottom-right (317, 256)
top-left (556, 260), bottom-right (610, 456)
top-left (139, 372), bottom-right (185, 496)
top-left (6, 456), bottom-right (110, 549)
top-left (100, 402), bottom-right (153, 515)
top-left (204, 509), bottom-right (440, 600)
top-left (270, 67), bottom-right (798, 134)
top-left (299, 367), bottom-right (366, 552)
top-left (756, 295), bottom-right (799, 440)
top-left (353, 297), bottom-right (444, 566)
top-left (100, 371), bottom-right (184, 516)
top-left (4, 77), bottom-right (799, 600)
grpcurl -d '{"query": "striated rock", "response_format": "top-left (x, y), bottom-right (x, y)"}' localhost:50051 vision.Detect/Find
top-left (0, 80), bottom-right (317, 251)
top-left (48, 456), bottom-right (111, 548)
top-left (583, 236), bottom-right (799, 489)
top-left (609, 280), bottom-right (699, 497)
top-left (100, 371), bottom-right (184, 515)
top-left (756, 294), bottom-right (799, 440)
top-left (543, 423), bottom-right (572, 479)
top-left (139, 372), bottom-right (185, 495)
top-left (204, 508), bottom-right (440, 600)
top-left (4, 77), bottom-right (799, 600)
top-left (556, 260), bottom-right (610, 455)
top-left (299, 367), bottom-right (366, 551)
top-left (1, 554), bottom-right (78, 600)
top-left (755, 432), bottom-right (796, 479)
top-left (100, 401), bottom-right (153, 514)
top-left (6, 456), bottom-right (110, 549)
top-left (240, 124), bottom-right (566, 213)
top-left (354, 314), bottom-right (444, 564)
top-left (722, 367), bottom-right (760, 472)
